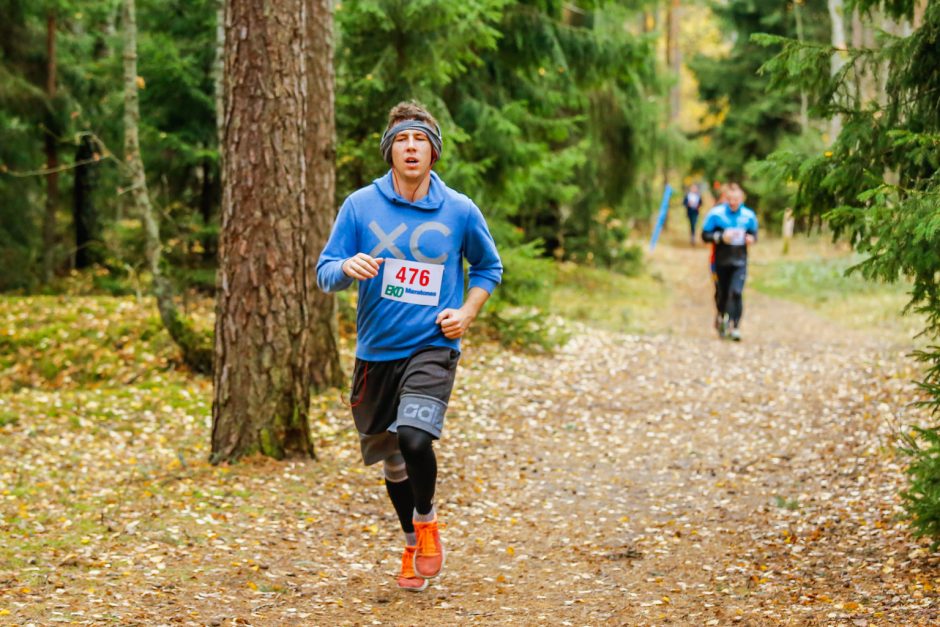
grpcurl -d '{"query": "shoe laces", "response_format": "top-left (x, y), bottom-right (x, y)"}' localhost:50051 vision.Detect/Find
top-left (400, 546), bottom-right (418, 578)
top-left (415, 520), bottom-right (441, 557)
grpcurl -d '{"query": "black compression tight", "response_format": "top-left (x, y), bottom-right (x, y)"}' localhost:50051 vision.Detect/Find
top-left (385, 478), bottom-right (415, 534)
top-left (397, 426), bottom-right (437, 516)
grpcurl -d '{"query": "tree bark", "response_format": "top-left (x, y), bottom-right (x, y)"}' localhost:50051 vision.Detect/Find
top-left (794, 0), bottom-right (809, 131)
top-left (828, 0), bottom-right (847, 141)
top-left (666, 0), bottom-right (681, 125)
top-left (73, 135), bottom-right (100, 269)
top-left (913, 0), bottom-right (927, 28)
top-left (305, 0), bottom-right (344, 392)
top-left (205, 0), bottom-right (225, 264)
top-left (123, 0), bottom-right (212, 373)
top-left (214, 0), bottom-right (225, 149)
top-left (42, 10), bottom-right (59, 281)
top-left (212, 0), bottom-right (341, 463)
top-left (199, 156), bottom-right (217, 261)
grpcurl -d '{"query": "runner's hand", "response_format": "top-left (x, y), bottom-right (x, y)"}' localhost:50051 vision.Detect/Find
top-left (745, 234), bottom-right (756, 245)
top-left (342, 253), bottom-right (383, 280)
top-left (436, 308), bottom-right (474, 339)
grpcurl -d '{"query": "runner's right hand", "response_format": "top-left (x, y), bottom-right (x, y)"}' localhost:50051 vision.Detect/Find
top-left (342, 253), bottom-right (383, 280)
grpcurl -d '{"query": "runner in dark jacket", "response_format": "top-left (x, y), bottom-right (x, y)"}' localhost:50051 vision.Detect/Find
top-left (682, 184), bottom-right (703, 245)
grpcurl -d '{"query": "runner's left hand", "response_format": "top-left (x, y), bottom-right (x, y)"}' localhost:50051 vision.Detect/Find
top-left (745, 234), bottom-right (755, 245)
top-left (436, 308), bottom-right (474, 339)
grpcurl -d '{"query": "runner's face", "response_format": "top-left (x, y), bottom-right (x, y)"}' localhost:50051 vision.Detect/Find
top-left (390, 128), bottom-right (433, 181)
top-left (728, 190), bottom-right (742, 211)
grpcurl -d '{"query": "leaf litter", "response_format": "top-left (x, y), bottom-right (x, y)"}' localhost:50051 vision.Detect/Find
top-left (1, 246), bottom-right (938, 625)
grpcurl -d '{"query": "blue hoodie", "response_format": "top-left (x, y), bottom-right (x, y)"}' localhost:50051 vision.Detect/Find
top-left (317, 171), bottom-right (503, 361)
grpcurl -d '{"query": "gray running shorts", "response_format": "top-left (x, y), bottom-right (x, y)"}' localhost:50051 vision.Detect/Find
top-left (350, 346), bottom-right (459, 465)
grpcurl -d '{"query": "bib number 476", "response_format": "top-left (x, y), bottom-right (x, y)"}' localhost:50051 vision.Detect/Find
top-left (395, 266), bottom-right (431, 287)
top-left (380, 258), bottom-right (443, 306)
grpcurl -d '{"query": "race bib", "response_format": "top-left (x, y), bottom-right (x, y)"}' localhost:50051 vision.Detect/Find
top-left (726, 228), bottom-right (746, 246)
top-left (381, 258), bottom-right (444, 306)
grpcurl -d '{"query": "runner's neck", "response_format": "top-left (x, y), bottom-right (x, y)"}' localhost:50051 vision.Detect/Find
top-left (392, 169), bottom-right (432, 203)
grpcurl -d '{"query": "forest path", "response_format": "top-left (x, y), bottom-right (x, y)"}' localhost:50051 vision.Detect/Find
top-left (316, 242), bottom-right (934, 626)
top-left (4, 243), bottom-right (936, 626)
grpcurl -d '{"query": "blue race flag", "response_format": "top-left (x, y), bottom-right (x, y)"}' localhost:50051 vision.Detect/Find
top-left (649, 184), bottom-right (673, 252)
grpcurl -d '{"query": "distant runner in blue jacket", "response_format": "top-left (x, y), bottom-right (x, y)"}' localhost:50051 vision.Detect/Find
top-left (700, 184), bottom-right (757, 341)
top-left (317, 101), bottom-right (502, 591)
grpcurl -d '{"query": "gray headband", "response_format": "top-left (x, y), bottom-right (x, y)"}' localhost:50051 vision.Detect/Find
top-left (380, 120), bottom-right (443, 165)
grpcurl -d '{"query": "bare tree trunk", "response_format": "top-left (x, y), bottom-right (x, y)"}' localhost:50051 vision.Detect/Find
top-left (794, 0), bottom-right (809, 131)
top-left (73, 135), bottom-right (100, 269)
top-left (305, 0), bottom-right (343, 392)
top-left (870, 9), bottom-right (889, 105)
top-left (212, 0), bottom-right (340, 463)
top-left (42, 11), bottom-right (59, 281)
top-left (914, 0), bottom-right (927, 28)
top-left (198, 156), bottom-right (217, 261)
top-left (666, 0), bottom-right (681, 125)
top-left (850, 7), bottom-right (864, 105)
top-left (202, 0), bottom-right (225, 264)
top-left (123, 0), bottom-right (212, 372)
top-left (214, 0), bottom-right (225, 150)
top-left (827, 0), bottom-right (847, 141)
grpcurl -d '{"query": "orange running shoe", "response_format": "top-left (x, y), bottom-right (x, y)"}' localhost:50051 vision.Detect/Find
top-left (397, 545), bottom-right (428, 591)
top-left (413, 516), bottom-right (445, 578)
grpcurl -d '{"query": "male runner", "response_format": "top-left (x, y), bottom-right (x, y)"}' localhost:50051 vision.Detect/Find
top-left (701, 184), bottom-right (757, 340)
top-left (317, 101), bottom-right (503, 591)
top-left (706, 183), bottom-right (728, 334)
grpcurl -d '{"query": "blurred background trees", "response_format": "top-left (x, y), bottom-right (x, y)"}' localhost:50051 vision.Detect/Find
top-left (0, 0), bottom-right (672, 293)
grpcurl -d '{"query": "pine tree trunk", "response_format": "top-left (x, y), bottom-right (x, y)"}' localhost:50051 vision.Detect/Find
top-left (913, 0), bottom-right (927, 28)
top-left (828, 0), bottom-right (847, 141)
top-left (199, 156), bottom-right (217, 262)
top-left (794, 0), bottom-right (809, 131)
top-left (212, 0), bottom-right (341, 463)
top-left (207, 0), bottom-right (225, 264)
top-left (214, 0), bottom-right (225, 150)
top-left (42, 11), bottom-right (58, 281)
top-left (73, 135), bottom-right (99, 269)
top-left (666, 0), bottom-right (681, 125)
top-left (305, 0), bottom-right (343, 392)
top-left (123, 0), bottom-right (212, 373)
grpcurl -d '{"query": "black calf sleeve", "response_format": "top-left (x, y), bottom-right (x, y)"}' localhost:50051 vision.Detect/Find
top-left (384, 478), bottom-right (415, 534)
top-left (397, 426), bottom-right (437, 516)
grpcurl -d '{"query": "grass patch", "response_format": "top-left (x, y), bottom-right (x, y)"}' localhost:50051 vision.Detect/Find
top-left (749, 252), bottom-right (922, 340)
top-left (0, 296), bottom-right (213, 392)
top-left (750, 254), bottom-right (902, 301)
top-left (773, 495), bottom-right (801, 510)
top-left (550, 260), bottom-right (669, 333)
top-left (0, 409), bottom-right (18, 427)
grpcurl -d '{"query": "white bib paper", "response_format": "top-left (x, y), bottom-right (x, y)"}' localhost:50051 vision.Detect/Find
top-left (380, 258), bottom-right (444, 307)
top-left (726, 227), bottom-right (746, 246)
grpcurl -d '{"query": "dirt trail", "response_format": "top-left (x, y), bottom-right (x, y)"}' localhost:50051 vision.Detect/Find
top-left (320, 244), bottom-right (933, 626)
top-left (5, 244), bottom-right (936, 626)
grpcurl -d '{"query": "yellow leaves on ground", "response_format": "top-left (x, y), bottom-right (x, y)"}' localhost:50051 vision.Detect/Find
top-left (0, 244), bottom-right (937, 624)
